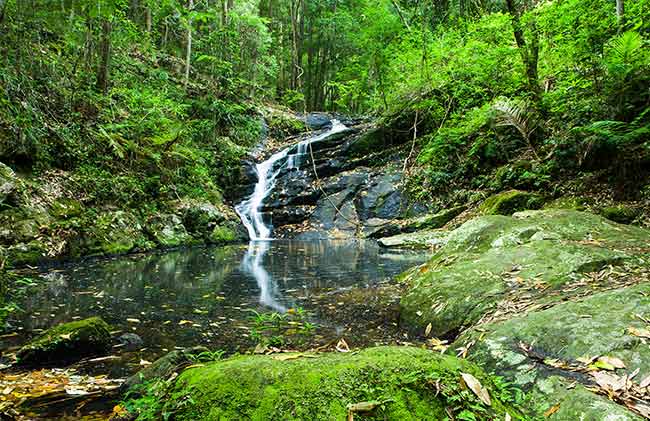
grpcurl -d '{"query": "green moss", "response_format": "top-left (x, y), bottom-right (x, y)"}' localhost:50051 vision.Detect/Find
top-left (209, 225), bottom-right (236, 244)
top-left (454, 285), bottom-right (650, 420)
top-left (146, 214), bottom-right (192, 248)
top-left (6, 240), bottom-right (48, 266)
top-left (400, 210), bottom-right (650, 336)
top-left (153, 347), bottom-right (522, 421)
top-left (543, 196), bottom-right (591, 211)
top-left (478, 190), bottom-right (544, 216)
top-left (50, 198), bottom-right (83, 219)
top-left (16, 317), bottom-right (111, 365)
top-left (599, 204), bottom-right (640, 224)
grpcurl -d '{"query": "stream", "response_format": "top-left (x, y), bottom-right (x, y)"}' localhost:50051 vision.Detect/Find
top-left (0, 120), bottom-right (431, 420)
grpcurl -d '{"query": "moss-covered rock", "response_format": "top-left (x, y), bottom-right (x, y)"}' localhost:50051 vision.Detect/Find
top-left (400, 210), bottom-right (650, 337)
top-left (378, 229), bottom-right (449, 250)
top-left (478, 190), bottom-right (544, 215)
top-left (146, 214), bottom-right (192, 248)
top-left (6, 240), bottom-right (49, 266)
top-left (453, 284), bottom-right (650, 420)
top-left (154, 347), bottom-right (521, 420)
top-left (16, 317), bottom-right (111, 365)
top-left (543, 196), bottom-right (591, 211)
top-left (72, 210), bottom-right (148, 256)
top-left (600, 204), bottom-right (640, 225)
top-left (49, 198), bottom-right (83, 219)
top-left (209, 224), bottom-right (237, 244)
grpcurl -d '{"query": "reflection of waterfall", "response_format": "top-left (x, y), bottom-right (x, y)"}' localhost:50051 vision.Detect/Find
top-left (240, 241), bottom-right (286, 312)
top-left (236, 120), bottom-right (348, 240)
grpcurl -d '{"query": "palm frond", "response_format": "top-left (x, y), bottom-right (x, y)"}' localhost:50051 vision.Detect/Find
top-left (492, 98), bottom-right (540, 143)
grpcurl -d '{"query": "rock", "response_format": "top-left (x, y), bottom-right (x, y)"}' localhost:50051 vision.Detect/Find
top-left (600, 204), bottom-right (640, 224)
top-left (122, 346), bottom-right (209, 393)
top-left (0, 162), bottom-right (17, 206)
top-left (49, 198), bottom-right (83, 219)
top-left (146, 214), bottom-right (192, 248)
top-left (16, 317), bottom-right (111, 366)
top-left (72, 211), bottom-right (149, 257)
top-left (357, 173), bottom-right (404, 220)
top-left (454, 284), bottom-right (650, 420)
top-left (378, 229), bottom-right (449, 250)
top-left (118, 333), bottom-right (144, 351)
top-left (400, 210), bottom-right (650, 337)
top-left (155, 347), bottom-right (518, 420)
top-left (543, 196), bottom-right (591, 211)
top-left (209, 224), bottom-right (237, 244)
top-left (179, 201), bottom-right (227, 233)
top-left (0, 211), bottom-right (40, 245)
top-left (304, 113), bottom-right (332, 130)
top-left (478, 190), bottom-right (544, 215)
top-left (364, 206), bottom-right (466, 239)
top-left (7, 240), bottom-right (49, 266)
top-left (361, 218), bottom-right (402, 239)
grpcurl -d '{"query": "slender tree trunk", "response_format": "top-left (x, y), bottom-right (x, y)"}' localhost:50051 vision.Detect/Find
top-left (505, 0), bottom-right (540, 101)
top-left (185, 0), bottom-right (193, 87)
top-left (616, 0), bottom-right (625, 28)
top-left (96, 19), bottom-right (112, 94)
top-left (145, 6), bottom-right (152, 33)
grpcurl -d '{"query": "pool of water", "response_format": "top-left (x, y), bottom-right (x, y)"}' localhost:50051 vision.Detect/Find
top-left (4, 241), bottom-right (428, 364)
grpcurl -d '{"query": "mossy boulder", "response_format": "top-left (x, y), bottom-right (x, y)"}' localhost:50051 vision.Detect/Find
top-left (146, 214), bottom-right (192, 248)
top-left (209, 224), bottom-right (237, 244)
top-left (453, 284), bottom-right (650, 420)
top-left (600, 204), bottom-right (640, 225)
top-left (155, 347), bottom-right (521, 420)
top-left (378, 229), bottom-right (449, 250)
top-left (478, 190), bottom-right (544, 215)
top-left (6, 240), bottom-right (49, 266)
top-left (400, 210), bottom-right (650, 337)
top-left (16, 317), bottom-right (111, 366)
top-left (73, 211), bottom-right (148, 256)
top-left (543, 196), bottom-right (592, 211)
top-left (0, 210), bottom-right (40, 245)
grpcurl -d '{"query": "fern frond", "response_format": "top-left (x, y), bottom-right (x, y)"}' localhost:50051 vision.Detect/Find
top-left (492, 98), bottom-right (540, 142)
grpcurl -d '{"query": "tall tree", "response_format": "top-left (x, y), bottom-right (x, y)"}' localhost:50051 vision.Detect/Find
top-left (185, 0), bottom-right (194, 87)
top-left (96, 18), bottom-right (112, 94)
top-left (505, 0), bottom-right (540, 101)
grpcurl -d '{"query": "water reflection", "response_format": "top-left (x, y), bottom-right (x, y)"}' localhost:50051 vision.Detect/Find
top-left (241, 241), bottom-right (287, 312)
top-left (4, 241), bottom-right (428, 354)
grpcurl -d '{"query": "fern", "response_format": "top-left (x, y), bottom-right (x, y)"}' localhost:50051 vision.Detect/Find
top-left (492, 98), bottom-right (540, 156)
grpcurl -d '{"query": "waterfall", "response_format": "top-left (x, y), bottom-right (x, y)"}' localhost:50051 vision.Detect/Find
top-left (235, 119), bottom-right (348, 240)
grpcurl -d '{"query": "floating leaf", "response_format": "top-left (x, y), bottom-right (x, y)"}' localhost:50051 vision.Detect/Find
top-left (460, 372), bottom-right (491, 406)
top-left (178, 320), bottom-right (193, 326)
top-left (126, 318), bottom-right (141, 324)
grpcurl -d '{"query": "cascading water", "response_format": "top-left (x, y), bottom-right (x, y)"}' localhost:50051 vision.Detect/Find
top-left (236, 119), bottom-right (348, 240)
top-left (236, 119), bottom-right (348, 312)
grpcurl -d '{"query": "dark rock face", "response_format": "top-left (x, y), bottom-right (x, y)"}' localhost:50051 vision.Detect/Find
top-left (250, 126), bottom-right (428, 239)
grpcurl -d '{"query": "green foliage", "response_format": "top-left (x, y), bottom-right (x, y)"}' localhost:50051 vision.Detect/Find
top-left (249, 308), bottom-right (317, 348)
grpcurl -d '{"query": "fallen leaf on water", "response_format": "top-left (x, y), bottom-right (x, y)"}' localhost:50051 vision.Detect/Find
top-left (544, 404), bottom-right (560, 417)
top-left (126, 318), bottom-right (141, 324)
top-left (139, 359), bottom-right (152, 366)
top-left (460, 372), bottom-right (491, 406)
top-left (178, 320), bottom-right (193, 326)
top-left (336, 339), bottom-right (350, 353)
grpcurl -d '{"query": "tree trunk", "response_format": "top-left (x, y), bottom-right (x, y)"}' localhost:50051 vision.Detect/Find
top-left (0, 0), bottom-right (6, 25)
top-left (505, 0), bottom-right (540, 101)
top-left (145, 6), bottom-right (152, 33)
top-left (616, 0), bottom-right (625, 28)
top-left (96, 19), bottom-right (112, 94)
top-left (185, 0), bottom-right (193, 87)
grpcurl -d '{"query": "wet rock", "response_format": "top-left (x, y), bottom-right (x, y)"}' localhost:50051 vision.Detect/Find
top-left (180, 202), bottom-right (227, 233)
top-left (366, 205), bottom-right (467, 240)
top-left (304, 113), bottom-right (332, 130)
top-left (357, 174), bottom-right (403, 220)
top-left (16, 317), bottom-right (111, 366)
top-left (122, 346), bottom-right (209, 393)
top-left (7, 240), bottom-right (49, 266)
top-left (146, 214), bottom-right (192, 248)
top-left (478, 189), bottom-right (544, 215)
top-left (118, 333), bottom-right (144, 351)
top-left (400, 210), bottom-right (650, 337)
top-left (155, 347), bottom-right (518, 420)
top-left (0, 211), bottom-right (40, 245)
top-left (271, 206), bottom-right (314, 226)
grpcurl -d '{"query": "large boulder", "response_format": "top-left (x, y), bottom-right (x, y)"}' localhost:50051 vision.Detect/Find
top-left (399, 209), bottom-right (650, 419)
top-left (71, 210), bottom-right (150, 256)
top-left (16, 317), bottom-right (112, 366)
top-left (400, 210), bottom-right (650, 337)
top-left (454, 284), bottom-right (650, 420)
top-left (140, 347), bottom-right (521, 420)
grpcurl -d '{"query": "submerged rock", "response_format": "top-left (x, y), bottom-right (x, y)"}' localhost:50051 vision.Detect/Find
top-left (16, 317), bottom-right (111, 366)
top-left (150, 347), bottom-right (520, 420)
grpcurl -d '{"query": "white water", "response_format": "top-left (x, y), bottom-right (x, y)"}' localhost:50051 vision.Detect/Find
top-left (235, 120), bottom-right (348, 240)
